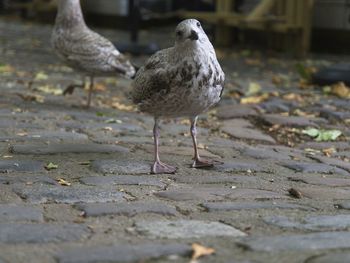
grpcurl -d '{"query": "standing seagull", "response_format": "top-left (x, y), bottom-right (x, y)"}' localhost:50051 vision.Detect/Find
top-left (132, 19), bottom-right (225, 174)
top-left (51, 0), bottom-right (136, 107)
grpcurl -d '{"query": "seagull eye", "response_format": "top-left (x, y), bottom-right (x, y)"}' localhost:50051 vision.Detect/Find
top-left (176, 31), bottom-right (183, 37)
top-left (197, 22), bottom-right (201, 27)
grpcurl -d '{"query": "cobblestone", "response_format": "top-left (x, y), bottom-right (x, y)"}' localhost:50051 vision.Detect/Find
top-left (56, 243), bottom-right (191, 263)
top-left (1, 18), bottom-right (350, 263)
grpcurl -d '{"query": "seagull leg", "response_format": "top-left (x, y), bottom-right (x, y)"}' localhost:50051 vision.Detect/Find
top-left (190, 116), bottom-right (222, 168)
top-left (63, 76), bottom-right (85, 96)
top-left (86, 76), bottom-right (94, 108)
top-left (151, 118), bottom-right (177, 174)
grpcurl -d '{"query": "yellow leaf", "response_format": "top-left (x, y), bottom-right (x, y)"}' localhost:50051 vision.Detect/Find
top-left (240, 93), bottom-right (269, 104)
top-left (35, 85), bottom-right (63, 95)
top-left (330, 82), bottom-right (350, 98)
top-left (35, 71), bottom-right (49, 81)
top-left (246, 82), bottom-right (261, 96)
top-left (283, 93), bottom-right (304, 102)
top-left (191, 243), bottom-right (215, 261)
top-left (56, 178), bottom-right (71, 186)
top-left (111, 101), bottom-right (136, 112)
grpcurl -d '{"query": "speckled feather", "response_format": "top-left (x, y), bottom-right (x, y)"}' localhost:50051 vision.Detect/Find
top-left (51, 0), bottom-right (135, 78)
top-left (132, 19), bottom-right (224, 118)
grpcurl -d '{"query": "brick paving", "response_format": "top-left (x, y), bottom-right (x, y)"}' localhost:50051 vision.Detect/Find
top-left (0, 19), bottom-right (350, 263)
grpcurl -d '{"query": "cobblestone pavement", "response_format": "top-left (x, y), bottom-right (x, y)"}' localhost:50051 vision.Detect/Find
top-left (0, 18), bottom-right (350, 263)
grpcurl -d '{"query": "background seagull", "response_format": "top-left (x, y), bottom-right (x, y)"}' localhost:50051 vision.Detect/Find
top-left (132, 19), bottom-right (225, 174)
top-left (51, 0), bottom-right (136, 108)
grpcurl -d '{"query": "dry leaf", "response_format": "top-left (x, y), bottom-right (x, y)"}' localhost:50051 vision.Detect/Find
top-left (191, 243), bottom-right (215, 261)
top-left (94, 83), bottom-right (107, 92)
top-left (246, 82), bottom-right (261, 96)
top-left (45, 162), bottom-right (58, 171)
top-left (283, 93), bottom-right (304, 102)
top-left (245, 58), bottom-right (262, 66)
top-left (16, 93), bottom-right (44, 103)
top-left (56, 178), bottom-right (71, 186)
top-left (288, 188), bottom-right (302, 199)
top-left (0, 64), bottom-right (15, 73)
top-left (35, 85), bottom-right (63, 95)
top-left (330, 82), bottom-right (350, 98)
top-left (111, 101), bottom-right (136, 112)
top-left (240, 93), bottom-right (269, 104)
top-left (322, 147), bottom-right (336, 157)
top-left (34, 71), bottom-right (49, 81)
top-left (16, 132), bottom-right (28, 137)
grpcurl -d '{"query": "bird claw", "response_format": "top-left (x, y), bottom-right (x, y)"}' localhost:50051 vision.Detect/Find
top-left (151, 161), bottom-right (177, 174)
top-left (191, 158), bottom-right (223, 168)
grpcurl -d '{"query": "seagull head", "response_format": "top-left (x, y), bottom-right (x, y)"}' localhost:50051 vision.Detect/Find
top-left (175, 19), bottom-right (208, 46)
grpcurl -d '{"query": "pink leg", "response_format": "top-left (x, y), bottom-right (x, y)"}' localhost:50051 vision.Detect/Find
top-left (151, 118), bottom-right (177, 174)
top-left (86, 76), bottom-right (94, 108)
top-left (190, 116), bottom-right (222, 168)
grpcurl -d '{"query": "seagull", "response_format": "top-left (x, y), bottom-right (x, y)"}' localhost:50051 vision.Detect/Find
top-left (132, 19), bottom-right (225, 174)
top-left (51, 0), bottom-right (136, 107)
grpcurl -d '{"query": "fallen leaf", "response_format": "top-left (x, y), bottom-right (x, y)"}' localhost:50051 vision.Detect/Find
top-left (330, 82), bottom-right (350, 98)
top-left (103, 126), bottom-right (113, 131)
top-left (283, 93), bottom-right (304, 102)
top-left (78, 161), bottom-right (91, 165)
top-left (302, 128), bottom-right (342, 142)
top-left (35, 85), bottom-right (63, 95)
top-left (240, 93), bottom-right (269, 104)
top-left (191, 243), bottom-right (215, 261)
top-left (322, 147), bottom-right (336, 157)
top-left (16, 132), bottom-right (28, 137)
top-left (111, 101), bottom-right (135, 112)
top-left (16, 93), bottom-right (44, 103)
top-left (246, 82), bottom-right (261, 96)
top-left (45, 162), bottom-right (58, 171)
top-left (0, 64), bottom-right (15, 73)
top-left (288, 188), bottom-right (303, 199)
top-left (94, 83), bottom-right (107, 92)
top-left (56, 178), bottom-right (71, 186)
top-left (34, 71), bottom-right (49, 81)
top-left (245, 58), bottom-right (262, 66)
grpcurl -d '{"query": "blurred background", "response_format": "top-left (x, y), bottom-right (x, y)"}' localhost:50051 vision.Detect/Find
top-left (1, 0), bottom-right (350, 55)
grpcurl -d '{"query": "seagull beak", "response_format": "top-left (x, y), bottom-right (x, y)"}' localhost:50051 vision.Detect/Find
top-left (189, 30), bottom-right (199, 41)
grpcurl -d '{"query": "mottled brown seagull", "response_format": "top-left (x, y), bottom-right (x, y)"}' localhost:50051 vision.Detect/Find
top-left (132, 19), bottom-right (225, 174)
top-left (51, 0), bottom-right (135, 107)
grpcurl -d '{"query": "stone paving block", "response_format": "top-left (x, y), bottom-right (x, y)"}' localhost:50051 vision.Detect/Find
top-left (155, 187), bottom-right (283, 201)
top-left (261, 114), bottom-right (320, 127)
top-left (0, 131), bottom-right (88, 143)
top-left (80, 175), bottom-right (164, 187)
top-left (0, 205), bottom-right (43, 222)
top-left (90, 159), bottom-right (150, 174)
top-left (216, 104), bottom-right (257, 119)
top-left (258, 98), bottom-right (297, 113)
top-left (222, 119), bottom-right (276, 144)
top-left (142, 145), bottom-right (220, 159)
top-left (288, 176), bottom-right (350, 187)
top-left (289, 187), bottom-right (350, 200)
top-left (0, 160), bottom-right (44, 172)
top-left (0, 185), bottom-right (23, 204)
top-left (0, 175), bottom-right (58, 185)
top-left (241, 146), bottom-right (291, 160)
top-left (56, 243), bottom-right (191, 263)
top-left (305, 252), bottom-right (350, 263)
top-left (0, 223), bottom-right (90, 244)
top-left (238, 232), bottom-right (350, 252)
top-left (9, 143), bottom-right (129, 155)
top-left (202, 201), bottom-right (314, 212)
top-left (12, 184), bottom-right (126, 204)
top-left (281, 161), bottom-right (349, 176)
top-left (135, 220), bottom-right (246, 239)
top-left (298, 142), bottom-right (350, 151)
top-left (214, 161), bottom-right (269, 173)
top-left (264, 214), bottom-right (350, 231)
top-left (309, 155), bottom-right (350, 173)
top-left (170, 174), bottom-right (257, 184)
top-left (76, 202), bottom-right (177, 217)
